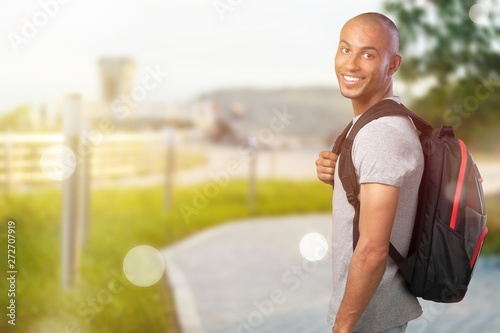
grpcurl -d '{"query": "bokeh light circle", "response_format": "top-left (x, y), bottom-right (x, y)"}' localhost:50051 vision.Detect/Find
top-left (469, 3), bottom-right (489, 24)
top-left (39, 144), bottom-right (77, 181)
top-left (299, 232), bottom-right (329, 262)
top-left (123, 245), bottom-right (165, 287)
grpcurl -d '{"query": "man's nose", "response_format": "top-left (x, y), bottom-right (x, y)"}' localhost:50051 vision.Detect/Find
top-left (345, 55), bottom-right (359, 71)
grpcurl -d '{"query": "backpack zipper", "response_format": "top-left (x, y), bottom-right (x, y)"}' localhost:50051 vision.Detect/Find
top-left (450, 140), bottom-right (468, 230)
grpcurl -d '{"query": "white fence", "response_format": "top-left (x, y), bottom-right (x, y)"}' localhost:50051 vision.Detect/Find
top-left (0, 131), bottom-right (193, 192)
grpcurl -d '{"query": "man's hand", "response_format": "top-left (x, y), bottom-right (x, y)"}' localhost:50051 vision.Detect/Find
top-left (316, 151), bottom-right (338, 185)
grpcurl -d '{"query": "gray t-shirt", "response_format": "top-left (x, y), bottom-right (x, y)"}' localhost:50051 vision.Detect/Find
top-left (327, 110), bottom-right (424, 332)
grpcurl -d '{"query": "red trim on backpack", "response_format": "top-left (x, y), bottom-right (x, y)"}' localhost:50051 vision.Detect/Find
top-left (450, 140), bottom-right (468, 229)
top-left (470, 227), bottom-right (488, 269)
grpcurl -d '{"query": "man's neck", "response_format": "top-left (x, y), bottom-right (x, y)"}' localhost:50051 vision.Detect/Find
top-left (351, 90), bottom-right (394, 117)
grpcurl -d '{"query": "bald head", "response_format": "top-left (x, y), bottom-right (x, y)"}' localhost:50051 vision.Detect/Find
top-left (344, 12), bottom-right (400, 55)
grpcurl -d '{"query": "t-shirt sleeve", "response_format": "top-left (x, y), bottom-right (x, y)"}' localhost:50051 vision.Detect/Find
top-left (352, 117), bottom-right (420, 187)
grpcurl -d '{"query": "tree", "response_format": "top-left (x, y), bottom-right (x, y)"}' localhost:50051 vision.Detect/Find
top-left (384, 0), bottom-right (500, 150)
top-left (0, 105), bottom-right (33, 132)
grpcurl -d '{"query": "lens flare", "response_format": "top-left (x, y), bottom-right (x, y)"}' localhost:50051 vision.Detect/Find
top-left (123, 245), bottom-right (165, 287)
top-left (299, 232), bottom-right (329, 262)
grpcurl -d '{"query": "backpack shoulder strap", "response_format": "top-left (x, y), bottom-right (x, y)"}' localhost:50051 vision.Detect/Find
top-left (347, 99), bottom-right (432, 142)
top-left (332, 120), bottom-right (353, 155)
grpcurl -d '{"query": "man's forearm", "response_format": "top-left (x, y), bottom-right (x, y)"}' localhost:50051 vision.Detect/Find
top-left (333, 246), bottom-right (387, 333)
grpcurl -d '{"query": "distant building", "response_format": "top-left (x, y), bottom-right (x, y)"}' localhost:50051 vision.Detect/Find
top-left (81, 57), bottom-right (191, 130)
top-left (99, 57), bottom-right (136, 103)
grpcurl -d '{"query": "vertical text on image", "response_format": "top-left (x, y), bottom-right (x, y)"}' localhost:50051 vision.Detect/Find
top-left (6, 220), bottom-right (17, 326)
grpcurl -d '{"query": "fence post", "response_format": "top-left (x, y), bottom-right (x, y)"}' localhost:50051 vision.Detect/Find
top-left (247, 135), bottom-right (258, 213)
top-left (61, 93), bottom-right (82, 290)
top-left (164, 127), bottom-right (175, 209)
top-left (4, 133), bottom-right (12, 192)
top-left (79, 121), bottom-right (91, 250)
top-left (269, 139), bottom-right (276, 178)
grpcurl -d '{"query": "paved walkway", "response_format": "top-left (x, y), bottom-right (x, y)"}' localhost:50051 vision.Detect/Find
top-left (162, 214), bottom-right (500, 333)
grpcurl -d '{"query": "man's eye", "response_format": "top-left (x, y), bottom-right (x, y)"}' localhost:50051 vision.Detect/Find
top-left (341, 48), bottom-right (349, 54)
top-left (363, 53), bottom-right (374, 59)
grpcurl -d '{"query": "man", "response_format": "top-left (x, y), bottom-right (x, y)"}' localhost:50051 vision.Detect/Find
top-left (316, 13), bottom-right (424, 333)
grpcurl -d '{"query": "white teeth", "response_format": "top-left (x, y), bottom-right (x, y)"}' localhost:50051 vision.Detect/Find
top-left (344, 75), bottom-right (362, 82)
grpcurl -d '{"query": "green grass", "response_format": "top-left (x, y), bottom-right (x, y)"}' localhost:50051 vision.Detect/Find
top-left (0, 180), bottom-right (332, 333)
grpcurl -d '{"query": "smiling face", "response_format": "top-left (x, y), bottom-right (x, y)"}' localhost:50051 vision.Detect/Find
top-left (335, 15), bottom-right (401, 114)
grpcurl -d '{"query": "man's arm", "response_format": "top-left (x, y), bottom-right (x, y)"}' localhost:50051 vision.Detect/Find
top-left (333, 183), bottom-right (400, 333)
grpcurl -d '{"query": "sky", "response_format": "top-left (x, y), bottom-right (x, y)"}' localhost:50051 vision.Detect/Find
top-left (0, 0), bottom-right (388, 113)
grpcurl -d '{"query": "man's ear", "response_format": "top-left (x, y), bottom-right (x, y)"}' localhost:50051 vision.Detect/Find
top-left (388, 54), bottom-right (402, 76)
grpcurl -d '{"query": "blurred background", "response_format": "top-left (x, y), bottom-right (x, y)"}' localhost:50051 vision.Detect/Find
top-left (0, 0), bottom-right (499, 332)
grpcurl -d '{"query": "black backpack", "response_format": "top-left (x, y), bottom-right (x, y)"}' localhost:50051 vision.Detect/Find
top-left (332, 99), bottom-right (488, 303)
